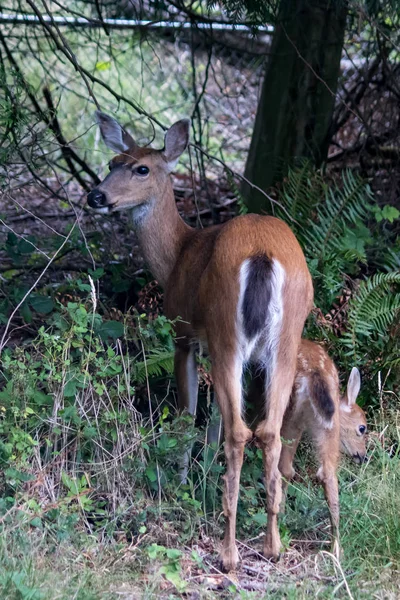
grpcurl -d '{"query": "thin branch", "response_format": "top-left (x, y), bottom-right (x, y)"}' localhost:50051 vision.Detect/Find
top-left (0, 212), bottom-right (83, 355)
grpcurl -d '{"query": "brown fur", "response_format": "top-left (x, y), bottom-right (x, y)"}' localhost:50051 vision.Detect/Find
top-left (89, 114), bottom-right (314, 571)
top-left (279, 339), bottom-right (367, 556)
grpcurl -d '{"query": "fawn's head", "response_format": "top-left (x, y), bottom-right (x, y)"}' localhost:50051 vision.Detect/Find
top-left (87, 112), bottom-right (190, 219)
top-left (339, 367), bottom-right (367, 463)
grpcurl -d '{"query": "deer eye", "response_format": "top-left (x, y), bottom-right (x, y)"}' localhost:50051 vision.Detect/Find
top-left (359, 425), bottom-right (366, 435)
top-left (108, 161), bottom-right (115, 171)
top-left (135, 165), bottom-right (149, 176)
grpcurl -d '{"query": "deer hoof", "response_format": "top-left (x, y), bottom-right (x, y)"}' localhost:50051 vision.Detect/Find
top-left (219, 544), bottom-right (239, 572)
top-left (263, 548), bottom-right (281, 562)
top-left (331, 538), bottom-right (341, 560)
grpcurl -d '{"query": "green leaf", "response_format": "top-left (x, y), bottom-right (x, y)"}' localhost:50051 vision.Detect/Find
top-left (147, 543), bottom-right (164, 559)
top-left (30, 517), bottom-right (42, 528)
top-left (5, 468), bottom-right (35, 482)
top-left (252, 512), bottom-right (268, 526)
top-left (163, 570), bottom-right (186, 591)
top-left (373, 204), bottom-right (399, 223)
top-left (30, 295), bottom-right (54, 314)
top-left (95, 60), bottom-right (111, 71)
top-left (381, 205), bottom-right (400, 223)
top-left (145, 467), bottom-right (157, 482)
top-left (98, 320), bottom-right (124, 340)
top-left (63, 379), bottom-right (78, 398)
top-left (20, 302), bottom-right (33, 323)
top-left (88, 267), bottom-right (105, 281)
top-left (166, 548), bottom-right (182, 560)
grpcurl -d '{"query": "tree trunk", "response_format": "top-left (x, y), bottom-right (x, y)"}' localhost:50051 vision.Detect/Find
top-left (243, 0), bottom-right (347, 213)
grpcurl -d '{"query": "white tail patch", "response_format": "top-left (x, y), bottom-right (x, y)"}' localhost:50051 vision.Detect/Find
top-left (266, 260), bottom-right (285, 369)
top-left (237, 258), bottom-right (285, 374)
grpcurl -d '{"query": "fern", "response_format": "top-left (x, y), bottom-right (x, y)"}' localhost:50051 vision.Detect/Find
top-left (277, 166), bottom-right (376, 310)
top-left (225, 169), bottom-right (248, 215)
top-left (278, 160), bottom-right (326, 226)
top-left (303, 170), bottom-right (373, 266)
top-left (341, 272), bottom-right (400, 361)
top-left (133, 348), bottom-right (175, 384)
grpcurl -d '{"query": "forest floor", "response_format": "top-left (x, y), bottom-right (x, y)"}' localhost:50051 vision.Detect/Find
top-left (1, 430), bottom-right (399, 600)
top-left (2, 500), bottom-right (399, 600)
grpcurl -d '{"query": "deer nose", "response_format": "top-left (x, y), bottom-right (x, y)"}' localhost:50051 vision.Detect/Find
top-left (87, 189), bottom-right (107, 208)
top-left (354, 452), bottom-right (367, 464)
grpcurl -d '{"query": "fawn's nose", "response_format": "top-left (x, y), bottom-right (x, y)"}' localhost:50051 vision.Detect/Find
top-left (353, 452), bottom-right (367, 464)
top-left (87, 189), bottom-right (107, 208)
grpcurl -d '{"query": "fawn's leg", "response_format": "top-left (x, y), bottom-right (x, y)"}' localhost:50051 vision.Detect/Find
top-left (212, 354), bottom-right (252, 572)
top-left (313, 427), bottom-right (340, 558)
top-left (279, 421), bottom-right (303, 513)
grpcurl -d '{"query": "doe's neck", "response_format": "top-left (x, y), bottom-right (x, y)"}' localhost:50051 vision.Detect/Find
top-left (132, 180), bottom-right (192, 288)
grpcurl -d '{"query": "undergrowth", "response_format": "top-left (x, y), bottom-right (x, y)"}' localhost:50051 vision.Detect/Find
top-left (0, 158), bottom-right (399, 597)
top-left (0, 426), bottom-right (398, 598)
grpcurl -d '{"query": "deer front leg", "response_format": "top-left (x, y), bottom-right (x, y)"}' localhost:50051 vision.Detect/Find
top-left (174, 342), bottom-right (198, 482)
top-left (206, 399), bottom-right (223, 446)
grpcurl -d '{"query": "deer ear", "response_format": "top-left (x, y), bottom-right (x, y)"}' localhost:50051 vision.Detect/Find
top-left (95, 111), bottom-right (136, 154)
top-left (163, 119), bottom-right (190, 171)
top-left (346, 367), bottom-right (361, 406)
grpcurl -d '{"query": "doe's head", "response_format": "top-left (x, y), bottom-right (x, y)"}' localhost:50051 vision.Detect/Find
top-left (87, 112), bottom-right (190, 215)
top-left (339, 367), bottom-right (367, 463)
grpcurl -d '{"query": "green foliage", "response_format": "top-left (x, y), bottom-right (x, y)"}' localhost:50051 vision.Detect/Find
top-left (277, 167), bottom-right (375, 307)
top-left (341, 272), bottom-right (400, 360)
top-left (0, 293), bottom-right (182, 510)
top-left (275, 164), bottom-right (400, 391)
top-left (146, 544), bottom-right (187, 591)
top-left (209, 0), bottom-right (279, 25)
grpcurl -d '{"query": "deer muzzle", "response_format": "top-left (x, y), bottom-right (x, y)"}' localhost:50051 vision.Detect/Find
top-left (87, 189), bottom-right (109, 209)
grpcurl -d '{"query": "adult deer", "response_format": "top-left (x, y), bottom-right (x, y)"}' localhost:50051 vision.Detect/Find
top-left (87, 113), bottom-right (314, 571)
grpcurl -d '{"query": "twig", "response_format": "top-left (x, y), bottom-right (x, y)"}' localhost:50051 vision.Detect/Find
top-left (43, 87), bottom-right (100, 189)
top-left (0, 211), bottom-right (83, 355)
top-left (192, 144), bottom-right (299, 224)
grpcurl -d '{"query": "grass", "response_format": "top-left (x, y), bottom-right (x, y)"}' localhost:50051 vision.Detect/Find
top-left (0, 423), bottom-right (398, 600)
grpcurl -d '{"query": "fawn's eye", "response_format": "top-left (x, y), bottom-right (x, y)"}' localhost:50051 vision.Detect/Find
top-left (359, 425), bottom-right (366, 435)
top-left (135, 165), bottom-right (149, 176)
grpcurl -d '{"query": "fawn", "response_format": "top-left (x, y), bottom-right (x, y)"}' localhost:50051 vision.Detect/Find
top-left (279, 339), bottom-right (367, 555)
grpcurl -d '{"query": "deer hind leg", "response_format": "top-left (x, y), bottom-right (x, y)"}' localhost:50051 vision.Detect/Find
top-left (313, 427), bottom-right (340, 558)
top-left (279, 421), bottom-right (303, 514)
top-left (211, 354), bottom-right (252, 572)
top-left (255, 349), bottom-right (299, 561)
top-left (174, 341), bottom-right (198, 482)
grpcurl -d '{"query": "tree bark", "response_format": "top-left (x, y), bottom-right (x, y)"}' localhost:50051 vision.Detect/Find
top-left (243, 0), bottom-right (347, 213)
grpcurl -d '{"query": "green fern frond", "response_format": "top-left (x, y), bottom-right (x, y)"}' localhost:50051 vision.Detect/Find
top-left (225, 169), bottom-right (248, 215)
top-left (303, 170), bottom-right (373, 265)
top-left (341, 272), bottom-right (400, 358)
top-left (133, 349), bottom-right (175, 384)
top-left (277, 161), bottom-right (325, 228)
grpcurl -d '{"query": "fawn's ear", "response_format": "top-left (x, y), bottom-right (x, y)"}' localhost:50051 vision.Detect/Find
top-left (162, 119), bottom-right (190, 171)
top-left (346, 367), bottom-right (361, 406)
top-left (95, 111), bottom-right (136, 154)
